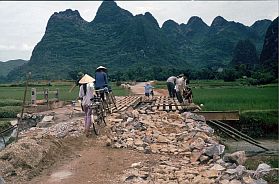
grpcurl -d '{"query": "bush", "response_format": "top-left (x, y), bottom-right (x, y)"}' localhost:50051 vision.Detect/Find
top-left (238, 110), bottom-right (278, 137)
top-left (0, 106), bottom-right (21, 118)
top-left (115, 81), bottom-right (121, 86)
top-left (223, 69), bottom-right (237, 82)
top-left (250, 71), bottom-right (275, 85)
top-left (0, 121), bottom-right (12, 132)
top-left (0, 99), bottom-right (22, 107)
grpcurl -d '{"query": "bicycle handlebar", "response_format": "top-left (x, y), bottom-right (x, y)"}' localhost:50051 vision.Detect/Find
top-left (95, 87), bottom-right (109, 93)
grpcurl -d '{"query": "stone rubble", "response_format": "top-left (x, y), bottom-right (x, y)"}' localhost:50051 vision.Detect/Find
top-left (106, 109), bottom-right (273, 184)
top-left (16, 113), bottom-right (44, 131)
top-left (0, 107), bottom-right (275, 183)
top-left (0, 112), bottom-right (85, 181)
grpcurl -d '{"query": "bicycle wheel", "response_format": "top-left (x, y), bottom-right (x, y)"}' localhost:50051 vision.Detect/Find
top-left (92, 121), bottom-right (100, 135)
top-left (92, 113), bottom-right (101, 135)
top-left (102, 98), bottom-right (111, 114)
top-left (98, 103), bottom-right (107, 126)
top-left (109, 92), bottom-right (117, 110)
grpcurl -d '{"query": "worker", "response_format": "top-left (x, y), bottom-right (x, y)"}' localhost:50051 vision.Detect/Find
top-left (69, 72), bottom-right (84, 92)
top-left (166, 76), bottom-right (177, 98)
top-left (144, 82), bottom-right (153, 100)
top-left (78, 74), bottom-right (95, 137)
top-left (183, 76), bottom-right (193, 103)
top-left (76, 72), bottom-right (85, 86)
top-left (175, 74), bottom-right (186, 103)
top-left (94, 66), bottom-right (108, 100)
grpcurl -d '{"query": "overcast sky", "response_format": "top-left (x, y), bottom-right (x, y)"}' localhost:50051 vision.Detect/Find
top-left (0, 1), bottom-right (278, 62)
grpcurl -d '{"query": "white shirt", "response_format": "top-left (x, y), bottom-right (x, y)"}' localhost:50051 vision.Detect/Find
top-left (167, 76), bottom-right (177, 84)
top-left (79, 83), bottom-right (94, 106)
top-left (175, 77), bottom-right (185, 92)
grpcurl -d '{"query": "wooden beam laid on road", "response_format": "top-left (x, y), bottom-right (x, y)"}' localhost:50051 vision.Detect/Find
top-left (195, 111), bottom-right (240, 121)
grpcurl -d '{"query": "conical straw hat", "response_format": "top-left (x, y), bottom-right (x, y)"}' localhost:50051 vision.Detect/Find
top-left (79, 74), bottom-right (95, 84)
top-left (96, 66), bottom-right (107, 70)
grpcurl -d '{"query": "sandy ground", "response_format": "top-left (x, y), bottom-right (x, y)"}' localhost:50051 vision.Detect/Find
top-left (24, 137), bottom-right (158, 184)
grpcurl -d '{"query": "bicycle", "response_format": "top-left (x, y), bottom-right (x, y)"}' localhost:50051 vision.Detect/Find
top-left (106, 87), bottom-right (117, 111)
top-left (89, 96), bottom-right (106, 135)
top-left (95, 88), bottom-right (112, 114)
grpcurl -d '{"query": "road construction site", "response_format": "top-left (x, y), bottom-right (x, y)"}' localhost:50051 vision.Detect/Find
top-left (0, 82), bottom-right (278, 184)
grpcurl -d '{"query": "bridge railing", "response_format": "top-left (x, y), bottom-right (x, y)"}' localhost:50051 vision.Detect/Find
top-left (31, 88), bottom-right (59, 105)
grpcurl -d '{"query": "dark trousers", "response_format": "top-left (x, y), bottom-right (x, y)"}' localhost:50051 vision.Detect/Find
top-left (176, 91), bottom-right (184, 103)
top-left (167, 82), bottom-right (176, 98)
top-left (95, 87), bottom-right (105, 101)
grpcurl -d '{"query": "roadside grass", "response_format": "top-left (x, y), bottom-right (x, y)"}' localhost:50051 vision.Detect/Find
top-left (0, 99), bottom-right (22, 107)
top-left (0, 121), bottom-right (12, 132)
top-left (240, 110), bottom-right (278, 125)
top-left (0, 106), bottom-right (21, 118)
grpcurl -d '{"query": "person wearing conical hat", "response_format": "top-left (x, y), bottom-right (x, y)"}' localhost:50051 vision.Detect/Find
top-left (95, 66), bottom-right (108, 100)
top-left (79, 74), bottom-right (95, 137)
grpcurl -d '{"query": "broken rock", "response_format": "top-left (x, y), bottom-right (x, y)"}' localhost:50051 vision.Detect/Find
top-left (204, 144), bottom-right (225, 157)
top-left (223, 151), bottom-right (246, 165)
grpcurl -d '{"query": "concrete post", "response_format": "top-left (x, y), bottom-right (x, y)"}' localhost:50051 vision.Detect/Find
top-left (31, 88), bottom-right (36, 105)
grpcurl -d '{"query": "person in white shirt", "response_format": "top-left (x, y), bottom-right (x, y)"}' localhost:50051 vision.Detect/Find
top-left (175, 74), bottom-right (186, 103)
top-left (79, 74), bottom-right (95, 137)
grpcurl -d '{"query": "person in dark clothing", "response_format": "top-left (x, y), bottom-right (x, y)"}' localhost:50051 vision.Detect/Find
top-left (166, 76), bottom-right (177, 98)
top-left (76, 72), bottom-right (85, 86)
top-left (69, 72), bottom-right (84, 92)
top-left (94, 66), bottom-right (108, 100)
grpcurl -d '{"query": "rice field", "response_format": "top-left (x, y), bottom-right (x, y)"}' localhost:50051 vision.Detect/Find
top-left (155, 80), bottom-right (278, 112)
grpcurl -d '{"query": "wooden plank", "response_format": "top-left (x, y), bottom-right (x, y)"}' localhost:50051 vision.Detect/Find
top-left (196, 111), bottom-right (240, 121)
top-left (177, 103), bottom-right (182, 110)
top-left (165, 104), bottom-right (169, 111)
top-left (114, 96), bottom-right (142, 112)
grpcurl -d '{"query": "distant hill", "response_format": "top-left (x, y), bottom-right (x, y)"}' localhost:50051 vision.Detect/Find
top-left (0, 59), bottom-right (28, 77)
top-left (7, 1), bottom-right (272, 81)
top-left (260, 17), bottom-right (278, 77)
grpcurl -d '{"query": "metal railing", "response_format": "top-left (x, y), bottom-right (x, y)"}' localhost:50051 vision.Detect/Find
top-left (0, 124), bottom-right (17, 148)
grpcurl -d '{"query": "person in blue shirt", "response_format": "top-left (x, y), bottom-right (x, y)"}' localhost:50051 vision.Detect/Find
top-left (144, 82), bottom-right (153, 100)
top-left (94, 66), bottom-right (108, 100)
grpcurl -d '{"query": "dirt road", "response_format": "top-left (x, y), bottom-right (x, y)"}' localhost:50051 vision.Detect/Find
top-left (22, 134), bottom-right (158, 184)
top-left (6, 105), bottom-right (159, 184)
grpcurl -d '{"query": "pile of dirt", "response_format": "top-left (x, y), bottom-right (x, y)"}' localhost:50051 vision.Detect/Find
top-left (0, 111), bottom-right (85, 183)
